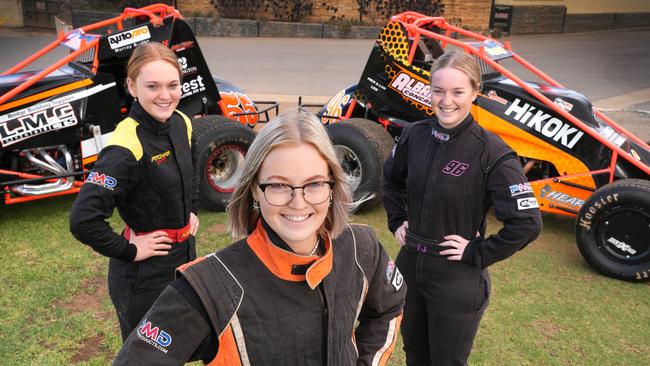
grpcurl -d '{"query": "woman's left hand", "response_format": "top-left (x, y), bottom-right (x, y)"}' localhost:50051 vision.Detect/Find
top-left (439, 234), bottom-right (470, 261)
top-left (190, 212), bottom-right (200, 236)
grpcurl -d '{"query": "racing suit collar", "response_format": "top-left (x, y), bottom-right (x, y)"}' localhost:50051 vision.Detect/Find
top-left (129, 101), bottom-right (172, 136)
top-left (247, 219), bottom-right (333, 290)
top-left (431, 113), bottom-right (474, 143)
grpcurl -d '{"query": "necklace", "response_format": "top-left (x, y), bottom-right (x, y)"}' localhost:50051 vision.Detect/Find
top-left (307, 238), bottom-right (320, 256)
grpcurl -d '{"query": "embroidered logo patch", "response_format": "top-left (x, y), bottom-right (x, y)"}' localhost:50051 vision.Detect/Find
top-left (509, 182), bottom-right (533, 197)
top-left (442, 160), bottom-right (469, 176)
top-left (85, 171), bottom-right (117, 190)
top-left (137, 318), bottom-right (172, 353)
top-left (386, 259), bottom-right (403, 291)
top-left (517, 197), bottom-right (539, 210)
top-left (431, 128), bottom-right (450, 142)
top-left (151, 150), bottom-right (171, 165)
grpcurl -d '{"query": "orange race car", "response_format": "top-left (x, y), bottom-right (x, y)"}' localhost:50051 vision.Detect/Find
top-left (0, 3), bottom-right (277, 211)
top-left (315, 12), bottom-right (650, 282)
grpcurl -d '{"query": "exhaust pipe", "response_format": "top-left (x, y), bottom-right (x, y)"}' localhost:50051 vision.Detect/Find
top-left (12, 146), bottom-right (75, 196)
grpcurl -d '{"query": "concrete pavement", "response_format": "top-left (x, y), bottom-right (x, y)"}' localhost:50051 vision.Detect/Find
top-left (1, 26), bottom-right (648, 139)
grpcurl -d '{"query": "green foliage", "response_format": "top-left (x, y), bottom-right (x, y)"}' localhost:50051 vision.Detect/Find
top-left (1, 200), bottom-right (649, 364)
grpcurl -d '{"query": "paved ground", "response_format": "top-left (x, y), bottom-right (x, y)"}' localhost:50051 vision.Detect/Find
top-left (1, 26), bottom-right (648, 139)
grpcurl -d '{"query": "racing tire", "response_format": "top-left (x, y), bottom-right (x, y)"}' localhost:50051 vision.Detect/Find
top-left (326, 118), bottom-right (395, 212)
top-left (193, 115), bottom-right (255, 211)
top-left (575, 179), bottom-right (650, 282)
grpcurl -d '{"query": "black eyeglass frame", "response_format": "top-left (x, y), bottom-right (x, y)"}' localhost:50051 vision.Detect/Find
top-left (257, 180), bottom-right (336, 206)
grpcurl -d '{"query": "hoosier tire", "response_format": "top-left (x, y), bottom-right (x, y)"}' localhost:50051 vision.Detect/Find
top-left (576, 179), bottom-right (650, 282)
top-left (193, 115), bottom-right (255, 211)
top-left (326, 118), bottom-right (395, 212)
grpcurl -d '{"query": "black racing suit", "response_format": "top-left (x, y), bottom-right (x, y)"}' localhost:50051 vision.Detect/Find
top-left (114, 221), bottom-right (406, 365)
top-left (383, 114), bottom-right (542, 366)
top-left (70, 102), bottom-right (199, 340)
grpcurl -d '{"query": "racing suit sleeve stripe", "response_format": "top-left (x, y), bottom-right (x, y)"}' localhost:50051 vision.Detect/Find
top-left (352, 225), bottom-right (406, 365)
top-left (371, 314), bottom-right (402, 366)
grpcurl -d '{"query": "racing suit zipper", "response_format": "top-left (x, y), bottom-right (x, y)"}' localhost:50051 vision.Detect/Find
top-left (420, 142), bottom-right (445, 235)
top-left (318, 283), bottom-right (329, 365)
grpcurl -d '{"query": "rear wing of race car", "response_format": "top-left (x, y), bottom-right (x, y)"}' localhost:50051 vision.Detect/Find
top-left (357, 12), bottom-right (650, 183)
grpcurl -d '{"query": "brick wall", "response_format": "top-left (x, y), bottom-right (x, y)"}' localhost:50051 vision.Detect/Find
top-left (510, 5), bottom-right (566, 34)
top-left (181, 0), bottom-right (491, 32)
top-left (443, 0), bottom-right (492, 31)
top-left (177, 0), bottom-right (218, 16)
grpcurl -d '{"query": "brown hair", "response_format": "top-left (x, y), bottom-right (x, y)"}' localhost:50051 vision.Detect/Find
top-left (227, 110), bottom-right (351, 240)
top-left (430, 50), bottom-right (481, 91)
top-left (126, 42), bottom-right (181, 81)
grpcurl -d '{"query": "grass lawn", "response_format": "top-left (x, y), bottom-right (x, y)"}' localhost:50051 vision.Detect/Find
top-left (0, 196), bottom-right (648, 365)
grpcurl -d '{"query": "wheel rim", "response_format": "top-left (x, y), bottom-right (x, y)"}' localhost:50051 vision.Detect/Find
top-left (596, 205), bottom-right (650, 265)
top-left (334, 145), bottom-right (362, 193)
top-left (205, 144), bottom-right (246, 193)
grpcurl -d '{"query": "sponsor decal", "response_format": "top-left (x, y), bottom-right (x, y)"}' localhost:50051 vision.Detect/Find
top-left (539, 184), bottom-right (584, 209)
top-left (151, 150), bottom-right (171, 165)
top-left (85, 171), bottom-right (117, 190)
top-left (137, 318), bottom-right (172, 353)
top-left (504, 98), bottom-right (584, 149)
top-left (365, 76), bottom-right (387, 93)
top-left (516, 197), bottom-right (539, 210)
top-left (321, 89), bottom-right (351, 124)
top-left (220, 91), bottom-right (258, 125)
top-left (386, 259), bottom-right (395, 281)
top-left (578, 193), bottom-right (620, 231)
top-left (431, 128), bottom-right (450, 142)
top-left (386, 258), bottom-right (403, 291)
top-left (553, 98), bottom-right (573, 112)
top-left (0, 83), bottom-right (115, 124)
top-left (481, 40), bottom-right (510, 58)
top-left (607, 237), bottom-right (637, 255)
top-left (442, 160), bottom-right (469, 176)
top-left (388, 72), bottom-right (431, 107)
top-left (180, 75), bottom-right (206, 99)
top-left (170, 40), bottom-right (195, 52)
top-left (0, 103), bottom-right (77, 147)
top-left (509, 182), bottom-right (533, 197)
top-left (598, 126), bottom-right (626, 147)
top-left (486, 90), bottom-right (508, 105)
top-left (108, 26), bottom-right (150, 51)
top-left (177, 56), bottom-right (198, 76)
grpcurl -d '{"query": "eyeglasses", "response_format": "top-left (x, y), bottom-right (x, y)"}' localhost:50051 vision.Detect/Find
top-left (257, 181), bottom-right (335, 206)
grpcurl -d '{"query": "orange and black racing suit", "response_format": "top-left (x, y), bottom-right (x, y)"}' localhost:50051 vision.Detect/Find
top-left (70, 102), bottom-right (199, 340)
top-left (114, 221), bottom-right (406, 365)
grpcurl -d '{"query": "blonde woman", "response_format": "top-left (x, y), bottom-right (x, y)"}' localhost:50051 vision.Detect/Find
top-left (384, 50), bottom-right (542, 365)
top-left (70, 42), bottom-right (199, 340)
top-left (115, 111), bottom-right (406, 365)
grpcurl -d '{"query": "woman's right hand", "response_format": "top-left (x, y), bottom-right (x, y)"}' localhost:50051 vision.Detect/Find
top-left (130, 230), bottom-right (173, 262)
top-left (395, 221), bottom-right (408, 246)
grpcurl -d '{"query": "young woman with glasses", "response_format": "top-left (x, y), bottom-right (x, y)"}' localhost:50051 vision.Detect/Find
top-left (114, 110), bottom-right (406, 365)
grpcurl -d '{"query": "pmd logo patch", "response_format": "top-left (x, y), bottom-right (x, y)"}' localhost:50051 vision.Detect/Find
top-left (137, 318), bottom-right (173, 353)
top-left (85, 172), bottom-right (117, 190)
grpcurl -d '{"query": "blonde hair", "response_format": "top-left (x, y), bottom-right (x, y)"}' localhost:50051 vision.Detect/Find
top-left (126, 42), bottom-right (181, 81)
top-left (227, 110), bottom-right (351, 239)
top-left (430, 50), bottom-right (481, 91)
